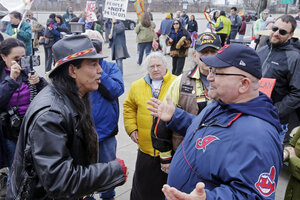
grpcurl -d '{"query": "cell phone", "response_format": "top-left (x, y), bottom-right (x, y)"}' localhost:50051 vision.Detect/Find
top-left (20, 55), bottom-right (40, 68)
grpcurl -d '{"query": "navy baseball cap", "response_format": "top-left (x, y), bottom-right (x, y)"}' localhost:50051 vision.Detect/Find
top-left (200, 44), bottom-right (262, 79)
top-left (195, 32), bottom-right (221, 52)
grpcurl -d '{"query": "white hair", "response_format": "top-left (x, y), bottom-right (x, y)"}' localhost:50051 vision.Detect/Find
top-left (82, 30), bottom-right (104, 43)
top-left (143, 51), bottom-right (168, 70)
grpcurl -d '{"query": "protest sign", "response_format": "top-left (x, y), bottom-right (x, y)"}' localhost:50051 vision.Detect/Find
top-left (134, 0), bottom-right (144, 20)
top-left (103, 0), bottom-right (128, 21)
top-left (258, 78), bottom-right (276, 98)
top-left (86, 1), bottom-right (97, 22)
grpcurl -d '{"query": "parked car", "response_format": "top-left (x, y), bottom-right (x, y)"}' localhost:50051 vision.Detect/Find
top-left (121, 19), bottom-right (136, 30)
top-left (244, 11), bottom-right (258, 22)
top-left (103, 17), bottom-right (136, 30)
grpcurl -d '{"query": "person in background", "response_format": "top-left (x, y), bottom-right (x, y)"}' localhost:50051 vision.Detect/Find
top-left (6, 11), bottom-right (32, 56)
top-left (0, 38), bottom-right (47, 198)
top-left (211, 11), bottom-right (231, 46)
top-left (147, 7), bottom-right (153, 21)
top-left (51, 15), bottom-right (68, 42)
top-left (43, 14), bottom-right (56, 72)
top-left (62, 6), bottom-right (76, 31)
top-left (295, 8), bottom-right (300, 21)
top-left (181, 10), bottom-right (189, 28)
top-left (87, 33), bottom-right (124, 200)
top-left (257, 15), bottom-right (300, 143)
top-left (205, 10), bottom-right (219, 32)
top-left (123, 52), bottom-right (176, 200)
top-left (6, 35), bottom-right (127, 200)
top-left (187, 15), bottom-right (198, 48)
top-left (228, 7), bottom-right (242, 42)
top-left (174, 11), bottom-right (185, 27)
top-left (159, 13), bottom-right (173, 55)
top-left (135, 13), bottom-right (157, 65)
top-left (256, 18), bottom-right (275, 50)
top-left (238, 15), bottom-right (247, 41)
top-left (253, 9), bottom-right (270, 36)
top-left (167, 20), bottom-right (191, 75)
top-left (104, 18), bottom-right (111, 44)
top-left (151, 32), bottom-right (221, 174)
top-left (283, 127), bottom-right (300, 200)
top-left (25, 10), bottom-right (43, 55)
top-left (109, 18), bottom-right (129, 75)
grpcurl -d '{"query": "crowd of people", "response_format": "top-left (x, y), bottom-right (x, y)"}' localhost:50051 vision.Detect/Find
top-left (0, 4), bottom-right (299, 200)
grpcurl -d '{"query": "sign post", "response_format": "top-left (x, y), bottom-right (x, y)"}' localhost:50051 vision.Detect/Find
top-left (103, 0), bottom-right (128, 21)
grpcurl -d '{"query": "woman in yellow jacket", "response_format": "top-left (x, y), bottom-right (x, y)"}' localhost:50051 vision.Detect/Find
top-left (212, 10), bottom-right (231, 46)
top-left (123, 52), bottom-right (176, 200)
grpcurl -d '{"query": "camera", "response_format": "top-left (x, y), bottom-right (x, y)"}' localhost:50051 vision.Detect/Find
top-left (20, 55), bottom-right (40, 69)
top-left (7, 107), bottom-right (22, 128)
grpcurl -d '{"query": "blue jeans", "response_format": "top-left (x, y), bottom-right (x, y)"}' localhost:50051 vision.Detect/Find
top-left (4, 139), bottom-right (16, 187)
top-left (138, 42), bottom-right (152, 65)
top-left (98, 136), bottom-right (117, 200)
top-left (229, 29), bottom-right (238, 40)
top-left (116, 59), bottom-right (123, 75)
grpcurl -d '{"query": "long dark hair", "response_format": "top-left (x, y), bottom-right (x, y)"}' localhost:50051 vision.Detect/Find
top-left (0, 38), bottom-right (25, 67)
top-left (55, 15), bottom-right (64, 24)
top-left (50, 60), bottom-right (98, 164)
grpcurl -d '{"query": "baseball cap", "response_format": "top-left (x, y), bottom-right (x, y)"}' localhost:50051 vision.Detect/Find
top-left (194, 32), bottom-right (221, 52)
top-left (200, 43), bottom-right (262, 79)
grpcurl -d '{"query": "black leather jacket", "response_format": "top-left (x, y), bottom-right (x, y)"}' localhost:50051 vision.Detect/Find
top-left (258, 40), bottom-right (300, 123)
top-left (6, 85), bottom-right (125, 200)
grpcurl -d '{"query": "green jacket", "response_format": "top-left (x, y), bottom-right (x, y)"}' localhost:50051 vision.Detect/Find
top-left (253, 12), bottom-right (267, 36)
top-left (6, 21), bottom-right (32, 55)
top-left (213, 15), bottom-right (231, 36)
top-left (135, 21), bottom-right (157, 43)
top-left (284, 128), bottom-right (300, 200)
top-left (63, 6), bottom-right (77, 28)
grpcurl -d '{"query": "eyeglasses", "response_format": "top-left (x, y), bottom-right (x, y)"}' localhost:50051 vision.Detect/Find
top-left (209, 68), bottom-right (247, 78)
top-left (173, 23), bottom-right (179, 25)
top-left (272, 25), bottom-right (290, 36)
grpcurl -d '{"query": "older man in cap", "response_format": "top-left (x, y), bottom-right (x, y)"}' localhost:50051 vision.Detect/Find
top-left (151, 32), bottom-right (221, 173)
top-left (148, 44), bottom-right (282, 199)
top-left (7, 35), bottom-right (127, 199)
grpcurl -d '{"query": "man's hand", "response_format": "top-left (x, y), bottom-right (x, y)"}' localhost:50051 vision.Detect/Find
top-left (28, 72), bottom-right (40, 85)
top-left (108, 34), bottom-right (112, 39)
top-left (147, 96), bottom-right (175, 122)
top-left (286, 147), bottom-right (296, 158)
top-left (10, 61), bottom-right (22, 80)
top-left (162, 182), bottom-right (206, 200)
top-left (161, 163), bottom-right (170, 174)
top-left (130, 130), bottom-right (138, 144)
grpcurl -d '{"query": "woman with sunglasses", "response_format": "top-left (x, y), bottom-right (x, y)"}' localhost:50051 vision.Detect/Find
top-left (0, 38), bottom-right (47, 198)
top-left (167, 20), bottom-right (191, 75)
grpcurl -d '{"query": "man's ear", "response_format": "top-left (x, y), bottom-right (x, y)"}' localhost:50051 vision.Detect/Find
top-left (68, 64), bottom-right (77, 79)
top-left (239, 78), bottom-right (250, 93)
top-left (288, 32), bottom-right (294, 41)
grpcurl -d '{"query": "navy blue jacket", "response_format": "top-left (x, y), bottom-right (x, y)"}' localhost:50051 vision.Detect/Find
top-left (166, 93), bottom-right (282, 199)
top-left (90, 59), bottom-right (124, 142)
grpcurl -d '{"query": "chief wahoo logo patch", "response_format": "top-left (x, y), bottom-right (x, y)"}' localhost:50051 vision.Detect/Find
top-left (255, 166), bottom-right (276, 197)
top-left (195, 135), bottom-right (219, 152)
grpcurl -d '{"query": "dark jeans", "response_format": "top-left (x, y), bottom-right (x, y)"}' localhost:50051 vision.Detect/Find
top-left (116, 59), bottom-right (123, 75)
top-left (218, 33), bottom-right (228, 46)
top-left (227, 29), bottom-right (238, 44)
top-left (138, 42), bottom-right (152, 65)
top-left (98, 137), bottom-right (117, 200)
top-left (44, 46), bottom-right (53, 72)
top-left (172, 57), bottom-right (186, 75)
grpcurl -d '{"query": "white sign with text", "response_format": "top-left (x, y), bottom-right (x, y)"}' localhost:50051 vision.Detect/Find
top-left (103, 0), bottom-right (128, 20)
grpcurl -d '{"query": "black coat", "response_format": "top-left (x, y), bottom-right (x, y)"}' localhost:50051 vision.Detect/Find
top-left (6, 85), bottom-right (125, 199)
top-left (258, 40), bottom-right (300, 124)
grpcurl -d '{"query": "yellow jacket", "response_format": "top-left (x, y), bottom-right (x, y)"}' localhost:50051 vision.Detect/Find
top-left (123, 71), bottom-right (177, 156)
top-left (213, 15), bottom-right (231, 36)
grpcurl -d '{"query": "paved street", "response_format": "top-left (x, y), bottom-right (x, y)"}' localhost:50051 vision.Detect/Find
top-left (31, 12), bottom-right (289, 200)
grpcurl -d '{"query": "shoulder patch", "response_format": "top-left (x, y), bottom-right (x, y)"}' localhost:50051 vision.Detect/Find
top-left (255, 166), bottom-right (276, 197)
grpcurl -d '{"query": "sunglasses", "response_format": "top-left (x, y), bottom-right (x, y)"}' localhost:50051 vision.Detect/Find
top-left (272, 25), bottom-right (290, 36)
